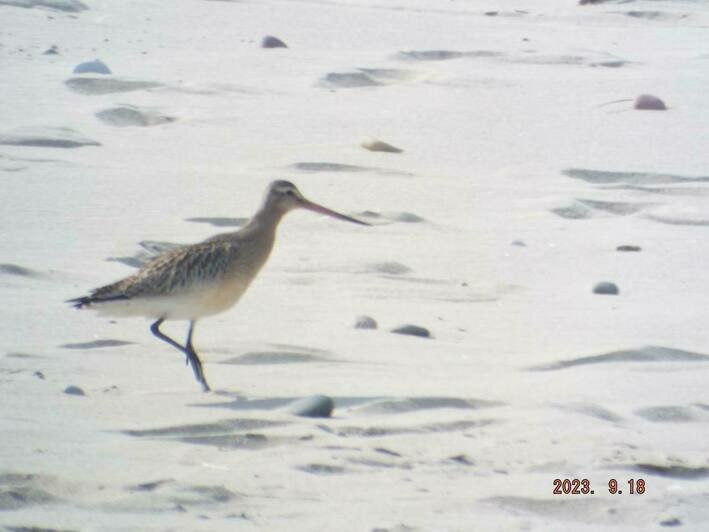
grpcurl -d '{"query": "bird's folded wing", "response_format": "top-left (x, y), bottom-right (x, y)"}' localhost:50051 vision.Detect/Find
top-left (92, 241), bottom-right (240, 301)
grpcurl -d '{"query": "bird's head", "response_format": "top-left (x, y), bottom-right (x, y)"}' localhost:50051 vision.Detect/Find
top-left (263, 180), bottom-right (369, 225)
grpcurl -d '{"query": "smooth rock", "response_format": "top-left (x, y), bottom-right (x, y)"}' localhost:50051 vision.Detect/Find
top-left (43, 45), bottom-right (59, 55)
top-left (511, 240), bottom-right (527, 247)
top-left (262, 35), bottom-right (288, 49)
top-left (360, 136), bottom-right (403, 153)
top-left (64, 385), bottom-right (86, 396)
top-left (659, 518), bottom-right (682, 527)
top-left (73, 59), bottom-right (112, 75)
top-left (634, 94), bottom-right (667, 110)
top-left (391, 324), bottom-right (432, 338)
top-left (617, 245), bottom-right (642, 252)
top-left (355, 315), bottom-right (378, 330)
top-left (593, 282), bottom-right (619, 295)
top-left (287, 395), bottom-right (335, 418)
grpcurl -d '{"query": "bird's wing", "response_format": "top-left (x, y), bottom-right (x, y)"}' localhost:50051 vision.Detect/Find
top-left (86, 240), bottom-right (240, 302)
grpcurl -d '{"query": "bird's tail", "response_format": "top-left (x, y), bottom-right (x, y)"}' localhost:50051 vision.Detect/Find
top-left (66, 290), bottom-right (130, 309)
top-left (66, 295), bottom-right (95, 309)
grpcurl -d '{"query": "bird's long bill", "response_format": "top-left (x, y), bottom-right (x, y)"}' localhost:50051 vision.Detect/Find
top-left (300, 198), bottom-right (370, 226)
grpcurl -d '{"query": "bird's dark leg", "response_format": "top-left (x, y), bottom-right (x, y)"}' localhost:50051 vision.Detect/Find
top-left (150, 318), bottom-right (185, 353)
top-left (185, 321), bottom-right (210, 392)
top-left (150, 319), bottom-right (210, 392)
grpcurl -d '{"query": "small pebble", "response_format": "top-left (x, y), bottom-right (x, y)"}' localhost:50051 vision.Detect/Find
top-left (360, 136), bottom-right (403, 153)
top-left (617, 245), bottom-right (642, 252)
top-left (391, 324), bottom-right (432, 338)
top-left (287, 395), bottom-right (334, 418)
top-left (262, 35), bottom-right (288, 49)
top-left (33, 371), bottom-right (45, 380)
top-left (511, 240), bottom-right (527, 247)
top-left (64, 385), bottom-right (86, 396)
top-left (659, 518), bottom-right (682, 527)
top-left (593, 282), bottom-right (619, 295)
top-left (73, 59), bottom-right (112, 75)
top-left (634, 94), bottom-right (667, 110)
top-left (43, 45), bottom-right (59, 55)
top-left (355, 315), bottom-right (378, 330)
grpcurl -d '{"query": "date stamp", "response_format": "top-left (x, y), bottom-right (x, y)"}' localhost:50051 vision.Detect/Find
top-left (553, 478), bottom-right (645, 495)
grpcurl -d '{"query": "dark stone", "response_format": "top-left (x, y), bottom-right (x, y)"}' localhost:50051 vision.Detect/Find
top-left (262, 35), bottom-right (288, 49)
top-left (355, 315), bottom-right (378, 330)
top-left (635, 94), bottom-right (667, 110)
top-left (288, 395), bottom-right (335, 418)
top-left (593, 282), bottom-right (619, 295)
top-left (617, 245), bottom-right (642, 252)
top-left (73, 59), bottom-right (111, 75)
top-left (64, 385), bottom-right (86, 396)
top-left (391, 325), bottom-right (431, 338)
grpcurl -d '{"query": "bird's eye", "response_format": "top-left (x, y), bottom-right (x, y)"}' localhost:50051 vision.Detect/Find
top-left (285, 189), bottom-right (295, 196)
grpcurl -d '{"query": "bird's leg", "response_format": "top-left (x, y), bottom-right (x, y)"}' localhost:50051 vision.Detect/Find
top-left (150, 318), bottom-right (186, 353)
top-left (185, 321), bottom-right (211, 392)
top-left (150, 319), bottom-right (210, 392)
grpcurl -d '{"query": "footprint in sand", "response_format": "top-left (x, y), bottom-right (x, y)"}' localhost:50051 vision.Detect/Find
top-left (0, 127), bottom-right (99, 148)
top-left (219, 350), bottom-right (331, 365)
top-left (96, 105), bottom-right (175, 127)
top-left (634, 405), bottom-right (706, 423)
top-left (123, 417), bottom-right (286, 449)
top-left (528, 345), bottom-right (709, 371)
top-left (550, 198), bottom-right (656, 220)
top-left (0, 0), bottom-right (87, 11)
top-left (0, 472), bottom-right (62, 511)
top-left (65, 77), bottom-right (162, 95)
top-left (320, 68), bottom-right (424, 89)
top-left (60, 339), bottom-right (134, 349)
top-left (0, 263), bottom-right (42, 278)
top-left (394, 50), bottom-right (503, 61)
top-left (562, 168), bottom-right (709, 186)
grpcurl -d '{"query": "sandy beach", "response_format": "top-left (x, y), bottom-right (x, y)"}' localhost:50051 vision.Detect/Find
top-left (1, 0), bottom-right (709, 530)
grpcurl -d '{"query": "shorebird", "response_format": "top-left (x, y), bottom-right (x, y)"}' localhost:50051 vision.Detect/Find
top-left (68, 181), bottom-right (369, 391)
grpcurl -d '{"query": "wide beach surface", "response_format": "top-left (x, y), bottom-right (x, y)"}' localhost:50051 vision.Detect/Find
top-left (1, 0), bottom-right (708, 530)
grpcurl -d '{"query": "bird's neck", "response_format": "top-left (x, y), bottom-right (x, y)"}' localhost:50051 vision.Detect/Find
top-left (245, 202), bottom-right (287, 236)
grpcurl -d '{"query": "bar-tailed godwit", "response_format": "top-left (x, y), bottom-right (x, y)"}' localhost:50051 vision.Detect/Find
top-left (68, 181), bottom-right (369, 391)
